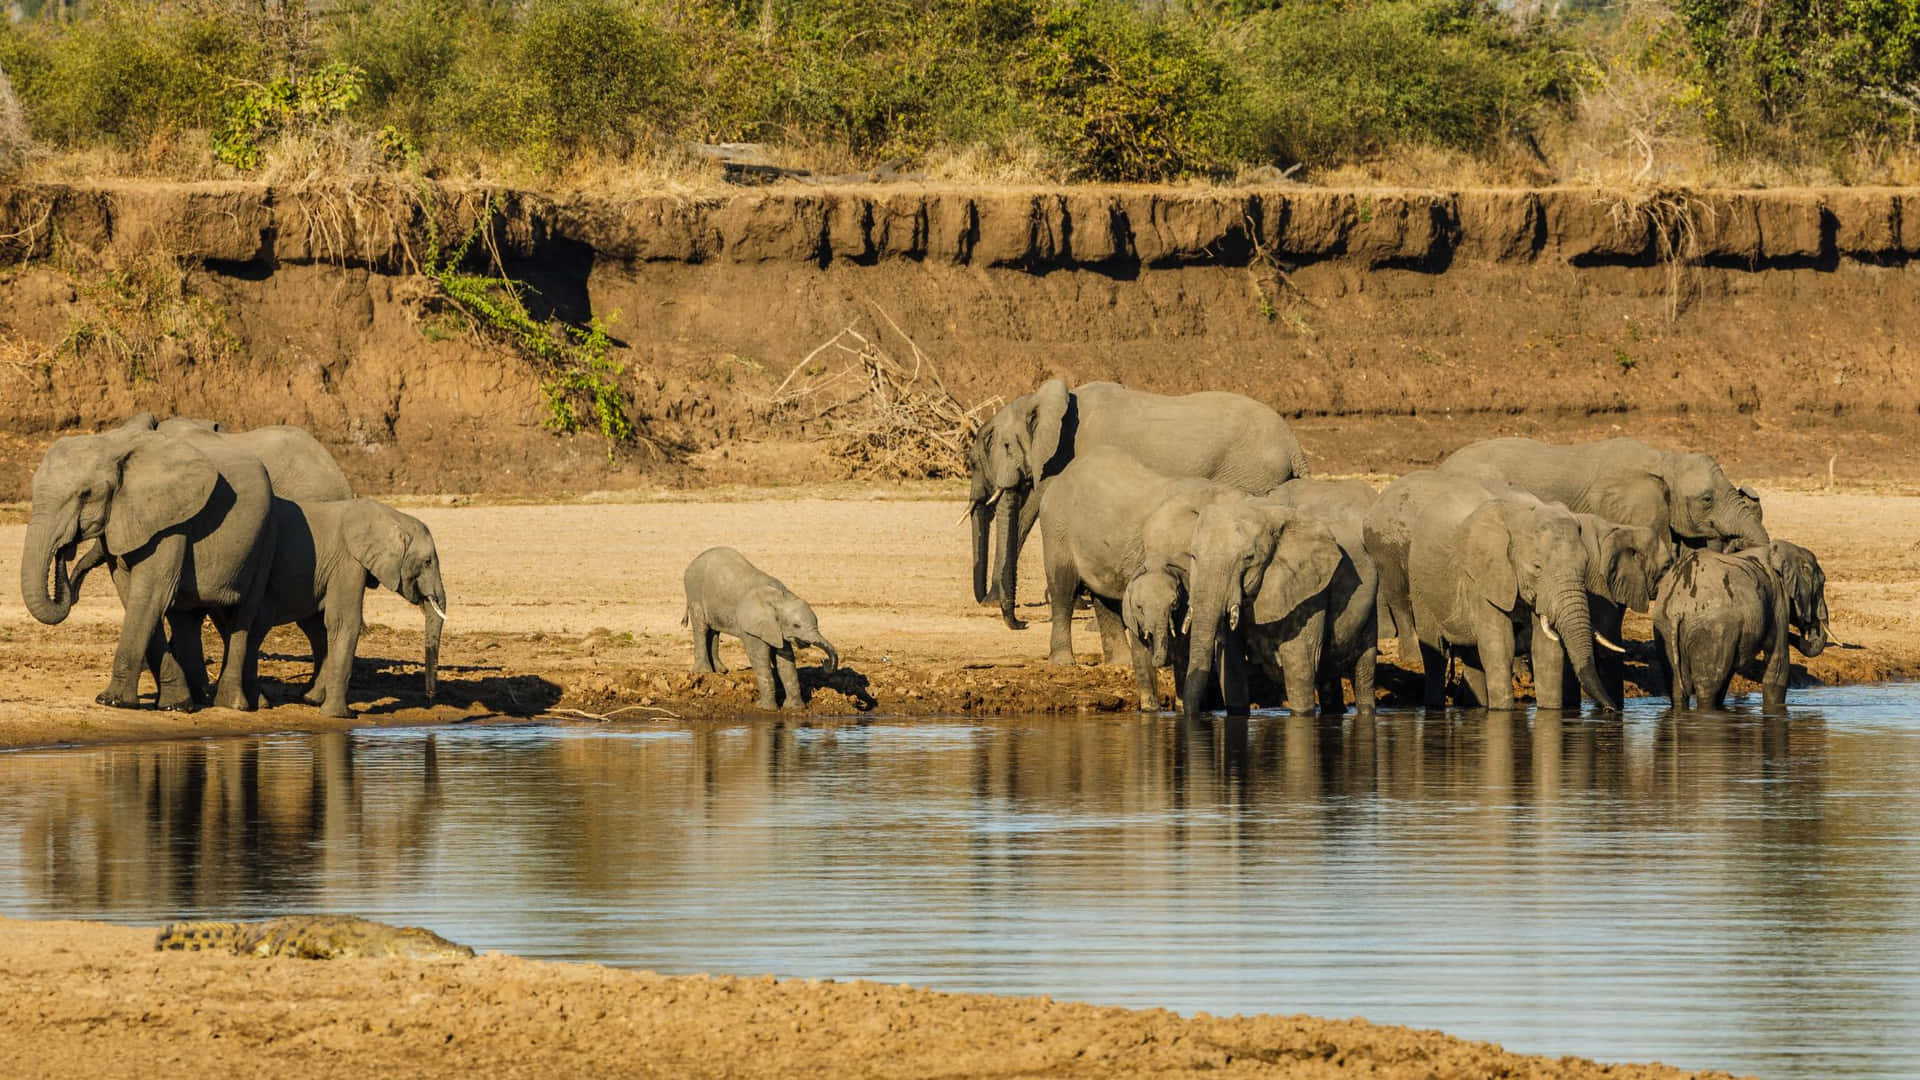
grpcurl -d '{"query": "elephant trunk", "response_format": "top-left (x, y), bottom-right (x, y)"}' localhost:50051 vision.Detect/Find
top-left (1549, 581), bottom-right (1616, 712)
top-left (1794, 594), bottom-right (1830, 657)
top-left (20, 510), bottom-right (79, 626)
top-left (997, 489), bottom-right (1025, 630)
top-left (1181, 570), bottom-right (1241, 721)
top-left (1717, 498), bottom-right (1770, 553)
top-left (421, 598), bottom-right (443, 699)
top-left (811, 634), bottom-right (839, 672)
top-left (969, 474), bottom-right (994, 604)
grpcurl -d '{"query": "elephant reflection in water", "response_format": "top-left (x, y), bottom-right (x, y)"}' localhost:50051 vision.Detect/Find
top-left (13, 735), bottom-right (443, 914)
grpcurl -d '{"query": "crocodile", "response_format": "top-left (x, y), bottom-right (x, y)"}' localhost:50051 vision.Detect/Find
top-left (154, 915), bottom-right (475, 960)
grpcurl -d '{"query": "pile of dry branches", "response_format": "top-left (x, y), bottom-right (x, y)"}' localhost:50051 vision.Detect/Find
top-left (765, 308), bottom-right (999, 479)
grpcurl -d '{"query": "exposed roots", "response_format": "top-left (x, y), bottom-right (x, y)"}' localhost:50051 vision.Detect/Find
top-left (765, 306), bottom-right (1000, 480)
top-left (1601, 189), bottom-right (1715, 319)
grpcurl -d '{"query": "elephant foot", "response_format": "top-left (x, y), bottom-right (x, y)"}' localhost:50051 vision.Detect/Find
top-left (321, 702), bottom-right (355, 720)
top-left (755, 695), bottom-right (779, 710)
top-left (781, 699), bottom-right (807, 711)
top-left (94, 688), bottom-right (144, 710)
top-left (1137, 692), bottom-right (1158, 712)
top-left (300, 687), bottom-right (327, 707)
top-left (155, 694), bottom-right (199, 714)
top-left (211, 691), bottom-right (257, 712)
top-left (1046, 650), bottom-right (1076, 666)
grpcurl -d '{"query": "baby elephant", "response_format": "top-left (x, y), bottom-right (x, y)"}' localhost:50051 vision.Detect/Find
top-left (683, 547), bottom-right (838, 709)
top-left (1653, 541), bottom-right (1829, 710)
top-left (254, 498), bottom-right (447, 718)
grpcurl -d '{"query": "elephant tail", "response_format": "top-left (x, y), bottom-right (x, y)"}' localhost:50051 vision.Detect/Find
top-left (1289, 442), bottom-right (1311, 480)
top-left (680, 606), bottom-right (690, 628)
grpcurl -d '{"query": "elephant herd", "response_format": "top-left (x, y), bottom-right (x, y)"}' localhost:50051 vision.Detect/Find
top-left (19, 383), bottom-right (1834, 722)
top-left (966, 380), bottom-right (1835, 719)
top-left (19, 414), bottom-right (446, 718)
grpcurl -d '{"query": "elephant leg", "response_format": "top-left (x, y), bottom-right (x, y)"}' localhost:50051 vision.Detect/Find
top-left (1592, 600), bottom-right (1627, 707)
top-left (1277, 638), bottom-right (1317, 716)
top-left (1316, 672), bottom-right (1346, 716)
top-left (1419, 640), bottom-right (1449, 708)
top-left (207, 614), bottom-right (258, 712)
top-left (99, 536), bottom-right (187, 709)
top-left (774, 644), bottom-right (805, 709)
top-left (1530, 617), bottom-right (1568, 709)
top-left (1044, 554), bottom-right (1080, 666)
top-left (744, 635), bottom-right (779, 710)
top-left (1477, 626), bottom-right (1517, 711)
top-left (1092, 598), bottom-right (1128, 666)
top-left (1350, 639), bottom-right (1378, 717)
top-left (985, 489), bottom-right (1043, 606)
top-left (1168, 638), bottom-right (1189, 706)
top-left (298, 614), bottom-right (329, 703)
top-left (690, 619), bottom-right (724, 674)
top-left (1219, 631), bottom-right (1250, 718)
top-left (166, 610), bottom-right (214, 707)
top-left (310, 593), bottom-right (365, 719)
top-left (147, 620), bottom-right (195, 713)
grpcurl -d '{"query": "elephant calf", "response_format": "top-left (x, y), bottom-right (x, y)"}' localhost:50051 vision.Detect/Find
top-left (1653, 541), bottom-right (1830, 710)
top-left (254, 498), bottom-right (447, 718)
top-left (683, 547), bottom-right (838, 710)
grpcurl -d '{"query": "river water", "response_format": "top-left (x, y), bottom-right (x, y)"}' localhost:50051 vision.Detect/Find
top-left (2, 687), bottom-right (1917, 1078)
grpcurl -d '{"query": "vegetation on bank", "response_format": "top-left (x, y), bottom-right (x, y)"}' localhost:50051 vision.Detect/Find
top-left (0, 0), bottom-right (1913, 188)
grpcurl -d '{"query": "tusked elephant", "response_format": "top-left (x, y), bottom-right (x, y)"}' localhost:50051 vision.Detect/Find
top-left (966, 379), bottom-right (1310, 628)
top-left (1036, 447), bottom-right (1246, 710)
top-left (683, 547), bottom-right (838, 710)
top-left (21, 426), bottom-right (275, 711)
top-left (1367, 471), bottom-right (1618, 711)
top-left (1531, 515), bottom-right (1673, 709)
top-left (253, 498), bottom-right (447, 718)
top-left (1437, 436), bottom-right (1768, 552)
top-left (1180, 497), bottom-right (1349, 720)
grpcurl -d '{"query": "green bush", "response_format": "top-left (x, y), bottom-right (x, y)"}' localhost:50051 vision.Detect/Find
top-left (213, 62), bottom-right (365, 171)
top-left (0, 5), bottom-right (262, 148)
top-left (1224, 0), bottom-right (1573, 167)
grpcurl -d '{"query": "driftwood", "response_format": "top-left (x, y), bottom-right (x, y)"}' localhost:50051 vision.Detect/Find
top-left (764, 306), bottom-right (998, 479)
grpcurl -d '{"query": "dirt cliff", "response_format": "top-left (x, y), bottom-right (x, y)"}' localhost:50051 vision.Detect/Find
top-left (1, 180), bottom-right (1916, 498)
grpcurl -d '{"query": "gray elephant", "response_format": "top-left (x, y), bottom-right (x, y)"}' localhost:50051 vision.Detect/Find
top-left (1652, 540), bottom-right (1830, 710)
top-left (21, 426), bottom-right (275, 710)
top-left (1438, 436), bottom-right (1768, 552)
top-left (1255, 478), bottom-right (1380, 714)
top-left (1368, 471), bottom-right (1617, 711)
top-left (253, 498), bottom-right (447, 718)
top-left (1531, 515), bottom-right (1674, 708)
top-left (1180, 497), bottom-right (1350, 720)
top-left (69, 414), bottom-right (358, 704)
top-left (1035, 447), bottom-right (1247, 709)
top-left (1122, 567), bottom-right (1187, 708)
top-left (683, 547), bottom-right (839, 710)
top-left (966, 379), bottom-right (1309, 628)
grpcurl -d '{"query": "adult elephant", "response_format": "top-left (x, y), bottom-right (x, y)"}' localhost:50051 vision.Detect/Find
top-left (1180, 497), bottom-right (1353, 720)
top-left (1035, 447), bottom-right (1247, 708)
top-left (1368, 471), bottom-right (1617, 711)
top-left (1531, 515), bottom-right (1672, 709)
top-left (967, 379), bottom-right (1310, 628)
top-left (71, 415), bottom-right (358, 706)
top-left (1248, 478), bottom-right (1381, 715)
top-left (21, 426), bottom-right (275, 711)
top-left (1437, 436), bottom-right (1767, 552)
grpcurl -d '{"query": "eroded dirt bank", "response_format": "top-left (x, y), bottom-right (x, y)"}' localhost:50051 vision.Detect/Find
top-left (0, 487), bottom-right (1911, 749)
top-left (0, 182), bottom-right (1917, 498)
top-left (0, 916), bottom-right (1744, 1080)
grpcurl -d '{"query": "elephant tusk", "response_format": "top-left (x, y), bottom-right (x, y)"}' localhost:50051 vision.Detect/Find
top-left (1596, 632), bottom-right (1627, 654)
top-left (427, 598), bottom-right (448, 623)
top-left (1538, 615), bottom-right (1560, 644)
top-left (956, 491), bottom-right (1000, 526)
top-left (1181, 609), bottom-right (1192, 635)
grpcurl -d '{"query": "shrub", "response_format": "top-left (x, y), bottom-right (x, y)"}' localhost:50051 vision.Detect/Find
top-left (1223, 0), bottom-right (1575, 168)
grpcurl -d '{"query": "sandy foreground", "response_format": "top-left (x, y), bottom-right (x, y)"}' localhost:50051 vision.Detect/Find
top-left (0, 485), bottom-right (1910, 1078)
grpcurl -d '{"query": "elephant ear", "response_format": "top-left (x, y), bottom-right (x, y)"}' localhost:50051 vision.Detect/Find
top-left (736, 586), bottom-right (786, 646)
top-left (105, 435), bottom-right (218, 556)
top-left (344, 503), bottom-right (410, 593)
top-left (1588, 470), bottom-right (1671, 533)
top-left (1768, 542), bottom-right (1816, 626)
top-left (1603, 529), bottom-right (1656, 612)
top-left (1250, 521), bottom-right (1342, 624)
top-left (1462, 509), bottom-right (1518, 613)
top-left (1025, 379), bottom-right (1071, 480)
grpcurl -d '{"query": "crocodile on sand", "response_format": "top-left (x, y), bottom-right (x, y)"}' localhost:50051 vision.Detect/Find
top-left (154, 915), bottom-right (476, 960)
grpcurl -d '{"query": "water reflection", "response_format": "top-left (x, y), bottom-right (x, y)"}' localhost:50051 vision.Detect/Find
top-left (2, 691), bottom-right (1918, 1079)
